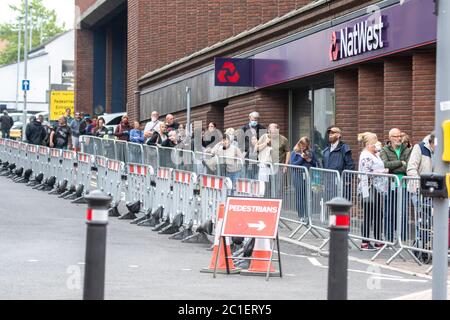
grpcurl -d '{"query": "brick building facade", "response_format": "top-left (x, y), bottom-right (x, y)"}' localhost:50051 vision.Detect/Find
top-left (76, 0), bottom-right (437, 160)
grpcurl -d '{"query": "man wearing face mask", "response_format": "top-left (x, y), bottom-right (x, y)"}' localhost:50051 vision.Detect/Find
top-left (240, 111), bottom-right (266, 159)
top-left (380, 128), bottom-right (412, 242)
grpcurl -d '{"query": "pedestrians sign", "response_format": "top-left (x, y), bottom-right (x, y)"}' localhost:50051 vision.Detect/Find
top-left (221, 197), bottom-right (282, 239)
top-left (22, 80), bottom-right (30, 91)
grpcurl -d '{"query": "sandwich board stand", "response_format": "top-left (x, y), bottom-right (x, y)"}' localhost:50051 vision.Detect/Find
top-left (213, 197), bottom-right (283, 281)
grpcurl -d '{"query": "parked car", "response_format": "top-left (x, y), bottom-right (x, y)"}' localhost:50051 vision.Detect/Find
top-left (7, 112), bottom-right (49, 140)
top-left (100, 112), bottom-right (127, 135)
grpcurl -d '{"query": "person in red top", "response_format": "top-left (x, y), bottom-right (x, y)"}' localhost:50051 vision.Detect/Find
top-left (114, 115), bottom-right (132, 141)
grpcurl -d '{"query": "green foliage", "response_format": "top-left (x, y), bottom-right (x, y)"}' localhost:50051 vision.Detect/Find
top-left (0, 0), bottom-right (66, 66)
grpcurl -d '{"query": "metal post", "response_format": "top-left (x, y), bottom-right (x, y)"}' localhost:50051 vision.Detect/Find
top-left (29, 7), bottom-right (32, 51)
top-left (22, 0), bottom-right (28, 141)
top-left (83, 190), bottom-right (112, 300)
top-left (326, 197), bottom-right (352, 300)
top-left (432, 0), bottom-right (450, 300)
top-left (16, 21), bottom-right (21, 111)
top-left (186, 86), bottom-right (191, 135)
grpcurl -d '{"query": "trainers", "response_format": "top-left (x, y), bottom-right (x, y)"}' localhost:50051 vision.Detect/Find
top-left (361, 242), bottom-right (377, 251)
top-left (374, 243), bottom-right (384, 249)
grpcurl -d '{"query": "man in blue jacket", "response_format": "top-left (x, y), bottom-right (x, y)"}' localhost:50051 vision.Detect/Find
top-left (321, 126), bottom-right (354, 173)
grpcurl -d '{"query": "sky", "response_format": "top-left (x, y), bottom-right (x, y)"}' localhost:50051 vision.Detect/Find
top-left (0, 0), bottom-right (75, 29)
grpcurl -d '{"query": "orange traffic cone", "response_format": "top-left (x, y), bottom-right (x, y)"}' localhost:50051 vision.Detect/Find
top-left (200, 203), bottom-right (240, 274)
top-left (240, 238), bottom-right (280, 277)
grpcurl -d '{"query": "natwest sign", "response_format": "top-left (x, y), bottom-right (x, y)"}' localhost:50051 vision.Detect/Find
top-left (222, 197), bottom-right (282, 239)
top-left (214, 57), bottom-right (254, 87)
top-left (331, 16), bottom-right (386, 61)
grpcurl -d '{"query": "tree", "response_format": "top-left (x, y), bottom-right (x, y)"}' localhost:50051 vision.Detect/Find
top-left (0, 0), bottom-right (66, 66)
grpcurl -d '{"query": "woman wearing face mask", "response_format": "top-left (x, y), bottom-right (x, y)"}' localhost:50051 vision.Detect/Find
top-left (358, 132), bottom-right (389, 251)
top-left (114, 115), bottom-right (132, 141)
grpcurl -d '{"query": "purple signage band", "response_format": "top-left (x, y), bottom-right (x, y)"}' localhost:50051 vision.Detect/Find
top-left (253, 0), bottom-right (437, 88)
top-left (214, 57), bottom-right (254, 87)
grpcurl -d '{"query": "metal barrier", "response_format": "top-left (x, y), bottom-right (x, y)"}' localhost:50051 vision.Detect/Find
top-left (304, 168), bottom-right (342, 248)
top-left (80, 135), bottom-right (97, 155)
top-left (49, 148), bottom-right (63, 185)
top-left (0, 138), bottom-right (6, 161)
top-left (127, 143), bottom-right (144, 165)
top-left (271, 164), bottom-right (311, 239)
top-left (194, 151), bottom-right (219, 176)
top-left (37, 145), bottom-right (50, 180)
top-left (171, 169), bottom-right (199, 237)
top-left (101, 138), bottom-right (116, 159)
top-left (105, 158), bottom-right (125, 213)
top-left (60, 150), bottom-right (78, 194)
top-left (386, 176), bottom-right (434, 265)
top-left (26, 144), bottom-right (39, 178)
top-left (153, 167), bottom-right (173, 223)
top-left (94, 155), bottom-right (108, 193)
top-left (74, 152), bottom-right (94, 201)
top-left (115, 140), bottom-right (128, 163)
top-left (217, 155), bottom-right (244, 192)
top-left (158, 146), bottom-right (177, 169)
top-left (126, 163), bottom-right (150, 211)
top-left (197, 174), bottom-right (232, 232)
top-left (143, 144), bottom-right (159, 170)
top-left (174, 148), bottom-right (195, 172)
top-left (342, 170), bottom-right (400, 260)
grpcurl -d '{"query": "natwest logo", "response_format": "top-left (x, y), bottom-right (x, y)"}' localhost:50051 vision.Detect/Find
top-left (330, 16), bottom-right (386, 61)
top-left (217, 61), bottom-right (240, 84)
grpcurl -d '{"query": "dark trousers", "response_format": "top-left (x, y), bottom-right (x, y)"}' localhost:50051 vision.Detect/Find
top-left (2, 129), bottom-right (10, 139)
top-left (384, 189), bottom-right (408, 242)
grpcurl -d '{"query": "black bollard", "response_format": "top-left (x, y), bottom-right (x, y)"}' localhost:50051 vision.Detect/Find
top-left (83, 190), bottom-right (112, 300)
top-left (326, 197), bottom-right (352, 300)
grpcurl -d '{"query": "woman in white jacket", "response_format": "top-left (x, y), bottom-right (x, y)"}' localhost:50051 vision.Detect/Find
top-left (358, 132), bottom-right (389, 251)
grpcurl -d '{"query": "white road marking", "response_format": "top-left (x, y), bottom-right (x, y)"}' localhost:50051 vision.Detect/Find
top-left (77, 262), bottom-right (85, 265)
top-left (308, 257), bottom-right (322, 267)
top-left (27, 259), bottom-right (39, 262)
top-left (181, 268), bottom-right (192, 271)
top-left (128, 265), bottom-right (139, 268)
top-left (285, 274), bottom-right (296, 277)
top-left (370, 276), bottom-right (428, 283)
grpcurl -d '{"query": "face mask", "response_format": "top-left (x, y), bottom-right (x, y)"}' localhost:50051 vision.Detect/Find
top-left (375, 144), bottom-right (382, 152)
top-left (250, 120), bottom-right (258, 127)
top-left (151, 117), bottom-right (157, 122)
top-left (228, 135), bottom-right (234, 142)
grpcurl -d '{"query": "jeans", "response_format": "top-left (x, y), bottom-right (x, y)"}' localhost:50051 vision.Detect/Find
top-left (226, 171), bottom-right (240, 195)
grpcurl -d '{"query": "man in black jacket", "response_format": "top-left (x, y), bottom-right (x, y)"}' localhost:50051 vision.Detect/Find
top-left (0, 111), bottom-right (14, 139)
top-left (25, 115), bottom-right (47, 145)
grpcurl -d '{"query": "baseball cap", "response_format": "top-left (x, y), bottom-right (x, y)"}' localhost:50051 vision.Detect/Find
top-left (327, 127), bottom-right (341, 134)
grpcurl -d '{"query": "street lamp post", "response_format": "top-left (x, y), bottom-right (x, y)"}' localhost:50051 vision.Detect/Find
top-left (15, 20), bottom-right (22, 111)
top-left (432, 0), bottom-right (450, 300)
top-left (22, 0), bottom-right (28, 141)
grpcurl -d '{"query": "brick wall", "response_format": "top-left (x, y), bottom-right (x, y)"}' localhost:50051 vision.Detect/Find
top-left (358, 64), bottom-right (384, 140)
top-left (384, 57), bottom-right (413, 142)
top-left (168, 104), bottom-right (224, 132)
top-left (224, 90), bottom-right (288, 137)
top-left (335, 70), bottom-right (359, 159)
top-left (76, 0), bottom-right (97, 14)
top-left (412, 51), bottom-right (436, 143)
top-left (126, 0), bottom-right (311, 124)
top-left (74, 28), bottom-right (93, 115)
